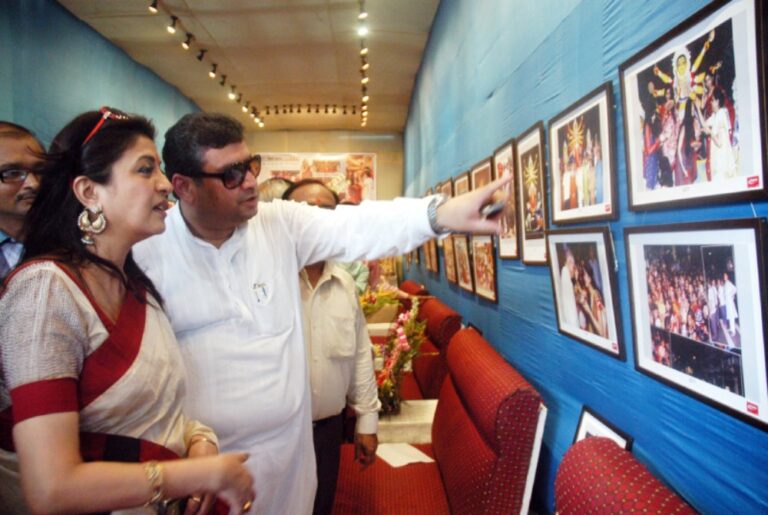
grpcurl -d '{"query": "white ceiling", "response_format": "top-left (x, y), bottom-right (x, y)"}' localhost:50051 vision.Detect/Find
top-left (57, 0), bottom-right (440, 133)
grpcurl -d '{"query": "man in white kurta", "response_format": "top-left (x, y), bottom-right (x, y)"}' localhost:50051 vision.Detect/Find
top-left (133, 112), bottom-right (504, 514)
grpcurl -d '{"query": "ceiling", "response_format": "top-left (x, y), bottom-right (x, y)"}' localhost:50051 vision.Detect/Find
top-left (57, 0), bottom-right (440, 133)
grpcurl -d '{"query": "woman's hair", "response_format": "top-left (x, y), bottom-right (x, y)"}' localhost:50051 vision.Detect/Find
top-left (22, 108), bottom-right (163, 304)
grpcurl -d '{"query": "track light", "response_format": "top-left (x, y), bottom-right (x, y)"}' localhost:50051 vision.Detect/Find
top-left (325, 105), bottom-right (329, 114)
top-left (343, 105), bottom-right (348, 115)
top-left (307, 104), bottom-right (312, 112)
top-left (250, 107), bottom-right (256, 117)
top-left (358, 1), bottom-right (368, 20)
top-left (362, 104), bottom-right (368, 112)
top-left (243, 101), bottom-right (250, 113)
top-left (209, 63), bottom-right (217, 78)
top-left (258, 121), bottom-right (265, 128)
top-left (360, 45), bottom-right (369, 56)
top-left (266, 107), bottom-right (270, 115)
top-left (357, 25), bottom-right (369, 37)
top-left (237, 93), bottom-right (243, 103)
top-left (290, 105), bottom-right (294, 114)
top-left (228, 85), bottom-right (236, 100)
top-left (362, 93), bottom-right (370, 103)
top-left (167, 16), bottom-right (178, 34)
top-left (197, 49), bottom-right (207, 61)
top-left (315, 105), bottom-right (320, 113)
top-left (182, 33), bottom-right (193, 50)
top-left (361, 76), bottom-right (369, 85)
top-left (148, 0), bottom-right (158, 14)
top-left (220, 74), bottom-right (227, 86)
top-left (333, 105), bottom-right (337, 114)
top-left (361, 59), bottom-right (370, 72)
top-left (255, 116), bottom-right (262, 123)
top-left (352, 106), bottom-right (357, 115)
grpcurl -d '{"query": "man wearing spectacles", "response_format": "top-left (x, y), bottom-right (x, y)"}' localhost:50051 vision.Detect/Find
top-left (0, 122), bottom-right (43, 280)
top-left (133, 112), bottom-right (508, 515)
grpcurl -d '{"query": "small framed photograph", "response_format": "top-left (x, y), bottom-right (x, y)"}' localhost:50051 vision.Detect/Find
top-left (620, 0), bottom-right (767, 211)
top-left (574, 406), bottom-right (634, 451)
top-left (454, 172), bottom-right (470, 196)
top-left (411, 248), bottom-right (419, 265)
top-left (493, 139), bottom-right (519, 259)
top-left (625, 218), bottom-right (768, 429)
top-left (517, 122), bottom-right (548, 264)
top-left (547, 227), bottom-right (624, 359)
top-left (443, 234), bottom-right (458, 284)
top-left (548, 82), bottom-right (618, 224)
top-left (471, 235), bottom-right (497, 302)
top-left (470, 158), bottom-right (493, 190)
top-left (453, 234), bottom-right (474, 293)
top-left (437, 179), bottom-right (454, 198)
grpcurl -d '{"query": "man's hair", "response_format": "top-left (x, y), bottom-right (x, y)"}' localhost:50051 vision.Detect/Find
top-left (162, 112), bottom-right (244, 181)
top-left (282, 178), bottom-right (339, 205)
top-left (0, 121), bottom-right (44, 150)
top-left (258, 177), bottom-right (293, 202)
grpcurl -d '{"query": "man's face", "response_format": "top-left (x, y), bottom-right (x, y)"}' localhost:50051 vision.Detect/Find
top-left (193, 141), bottom-right (259, 228)
top-left (287, 183), bottom-right (337, 209)
top-left (0, 135), bottom-right (43, 225)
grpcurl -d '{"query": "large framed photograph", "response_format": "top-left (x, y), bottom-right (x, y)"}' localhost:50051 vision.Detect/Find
top-left (517, 122), bottom-right (548, 264)
top-left (548, 82), bottom-right (618, 224)
top-left (453, 234), bottom-right (474, 293)
top-left (547, 227), bottom-right (624, 359)
top-left (443, 233), bottom-right (458, 284)
top-left (493, 139), bottom-right (519, 259)
top-left (620, 0), bottom-right (767, 211)
top-left (574, 406), bottom-right (634, 451)
top-left (625, 218), bottom-right (768, 429)
top-left (471, 235), bottom-right (497, 302)
top-left (470, 158), bottom-right (493, 190)
top-left (453, 172), bottom-right (470, 196)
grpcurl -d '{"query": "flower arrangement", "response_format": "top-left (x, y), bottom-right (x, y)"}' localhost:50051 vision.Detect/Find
top-left (360, 287), bottom-right (399, 318)
top-left (374, 299), bottom-right (426, 415)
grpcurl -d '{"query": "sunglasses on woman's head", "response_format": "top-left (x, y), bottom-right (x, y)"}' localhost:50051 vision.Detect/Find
top-left (82, 107), bottom-right (130, 147)
top-left (187, 154), bottom-right (261, 189)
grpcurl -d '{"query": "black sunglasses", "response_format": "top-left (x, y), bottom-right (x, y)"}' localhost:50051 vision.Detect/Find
top-left (188, 154), bottom-right (261, 189)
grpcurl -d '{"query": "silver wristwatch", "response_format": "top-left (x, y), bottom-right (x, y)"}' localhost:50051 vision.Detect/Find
top-left (427, 194), bottom-right (450, 235)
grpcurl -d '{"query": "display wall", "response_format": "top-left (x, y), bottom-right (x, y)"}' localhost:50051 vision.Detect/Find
top-left (403, 0), bottom-right (768, 512)
top-left (1, 0), bottom-right (198, 148)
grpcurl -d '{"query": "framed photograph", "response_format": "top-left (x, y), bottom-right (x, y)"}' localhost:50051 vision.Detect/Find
top-left (443, 233), bottom-right (458, 284)
top-left (427, 239), bottom-right (439, 274)
top-left (625, 218), bottom-right (768, 429)
top-left (438, 179), bottom-right (454, 198)
top-left (453, 234), bottom-right (474, 293)
top-left (493, 139), bottom-right (519, 259)
top-left (470, 158), bottom-right (493, 190)
top-left (546, 227), bottom-right (624, 359)
top-left (517, 122), bottom-right (548, 264)
top-left (574, 406), bottom-right (634, 451)
top-left (471, 235), bottom-right (497, 302)
top-left (548, 82), bottom-right (618, 224)
top-left (412, 248), bottom-right (419, 265)
top-left (454, 172), bottom-right (470, 196)
top-left (620, 0), bottom-right (767, 211)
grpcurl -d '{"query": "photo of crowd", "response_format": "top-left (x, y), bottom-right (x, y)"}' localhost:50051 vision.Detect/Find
top-left (555, 104), bottom-right (605, 211)
top-left (636, 18), bottom-right (740, 192)
top-left (644, 244), bottom-right (744, 395)
top-left (555, 242), bottom-right (610, 339)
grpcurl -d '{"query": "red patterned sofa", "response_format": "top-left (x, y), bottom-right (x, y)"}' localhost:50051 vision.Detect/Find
top-left (399, 279), bottom-right (429, 296)
top-left (333, 327), bottom-right (547, 514)
top-left (410, 297), bottom-right (461, 399)
top-left (555, 437), bottom-right (695, 514)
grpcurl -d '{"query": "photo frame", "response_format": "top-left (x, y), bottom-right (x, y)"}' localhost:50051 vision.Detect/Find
top-left (470, 158), bottom-right (493, 190)
top-left (423, 188), bottom-right (439, 274)
top-left (548, 82), bottom-right (618, 224)
top-left (438, 179), bottom-right (454, 198)
top-left (471, 235), bottom-right (497, 302)
top-left (493, 139), bottom-right (520, 259)
top-left (453, 172), bottom-right (470, 196)
top-left (620, 0), bottom-right (767, 211)
top-left (625, 218), bottom-right (768, 429)
top-left (443, 233), bottom-right (458, 284)
top-left (517, 122), bottom-right (548, 264)
top-left (453, 234), bottom-right (474, 293)
top-left (574, 406), bottom-right (634, 451)
top-left (546, 227), bottom-right (625, 359)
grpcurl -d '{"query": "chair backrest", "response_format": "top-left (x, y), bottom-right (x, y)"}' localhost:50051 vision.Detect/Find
top-left (555, 437), bottom-right (695, 514)
top-left (432, 328), bottom-right (542, 515)
top-left (400, 279), bottom-right (429, 295)
top-left (418, 297), bottom-right (461, 350)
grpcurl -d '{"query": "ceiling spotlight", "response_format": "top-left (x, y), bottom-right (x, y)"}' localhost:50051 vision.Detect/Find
top-left (242, 101), bottom-right (250, 113)
top-left (357, 25), bottom-right (369, 37)
top-left (325, 105), bottom-right (329, 114)
top-left (266, 106), bottom-right (270, 115)
top-left (315, 105), bottom-right (320, 113)
top-left (352, 106), bottom-right (357, 115)
top-left (290, 105), bottom-right (294, 114)
top-left (220, 74), bottom-right (227, 86)
top-left (167, 15), bottom-right (178, 34)
top-left (333, 105), bottom-right (337, 114)
top-left (182, 33), bottom-right (193, 50)
top-left (358, 1), bottom-right (368, 20)
top-left (361, 76), bottom-right (369, 85)
top-left (255, 115), bottom-right (262, 123)
top-left (197, 49), bottom-right (207, 61)
top-left (343, 105), bottom-right (348, 115)
top-left (250, 107), bottom-right (256, 117)
top-left (148, 0), bottom-right (159, 14)
top-left (282, 106), bottom-right (287, 114)
top-left (361, 60), bottom-right (370, 72)
top-left (362, 94), bottom-right (370, 103)
top-left (209, 63), bottom-right (217, 78)
top-left (258, 121), bottom-right (265, 128)
top-left (228, 86), bottom-right (236, 100)
top-left (360, 45), bottom-right (369, 56)
top-left (361, 121), bottom-right (367, 127)
top-left (362, 104), bottom-right (368, 111)
top-left (237, 93), bottom-right (243, 103)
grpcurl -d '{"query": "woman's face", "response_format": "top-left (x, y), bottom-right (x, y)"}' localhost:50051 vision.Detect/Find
top-left (96, 135), bottom-right (171, 245)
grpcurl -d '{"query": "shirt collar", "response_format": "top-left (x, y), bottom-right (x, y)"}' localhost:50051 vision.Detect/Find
top-left (301, 262), bottom-right (347, 290)
top-left (0, 229), bottom-right (15, 245)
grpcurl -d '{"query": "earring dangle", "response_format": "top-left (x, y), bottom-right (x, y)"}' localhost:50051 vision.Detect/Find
top-left (77, 204), bottom-right (107, 245)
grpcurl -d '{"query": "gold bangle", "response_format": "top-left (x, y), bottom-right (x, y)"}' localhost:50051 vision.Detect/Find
top-left (143, 460), bottom-right (165, 506)
top-left (188, 435), bottom-right (218, 451)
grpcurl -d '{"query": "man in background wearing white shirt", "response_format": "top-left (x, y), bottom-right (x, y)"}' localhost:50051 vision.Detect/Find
top-left (0, 122), bottom-right (43, 280)
top-left (133, 112), bottom-right (506, 514)
top-left (285, 179), bottom-right (379, 515)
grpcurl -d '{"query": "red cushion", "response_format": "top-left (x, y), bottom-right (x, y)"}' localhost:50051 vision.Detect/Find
top-left (412, 337), bottom-right (443, 399)
top-left (400, 279), bottom-right (429, 295)
top-left (332, 443), bottom-right (449, 515)
top-left (400, 371), bottom-right (424, 400)
top-left (419, 298), bottom-right (461, 350)
top-left (555, 437), bottom-right (696, 514)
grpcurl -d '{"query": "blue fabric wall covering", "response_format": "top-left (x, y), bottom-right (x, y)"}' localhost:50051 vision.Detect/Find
top-left (1, 0), bottom-right (198, 147)
top-left (404, 0), bottom-right (768, 512)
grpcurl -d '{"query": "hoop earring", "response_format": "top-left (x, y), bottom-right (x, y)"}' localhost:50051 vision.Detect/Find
top-left (78, 204), bottom-right (107, 245)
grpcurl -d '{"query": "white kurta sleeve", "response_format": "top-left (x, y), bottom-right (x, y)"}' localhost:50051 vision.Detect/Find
top-left (348, 302), bottom-right (380, 435)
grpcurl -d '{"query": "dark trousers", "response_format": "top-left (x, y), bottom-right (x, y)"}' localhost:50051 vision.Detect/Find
top-left (312, 413), bottom-right (344, 515)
